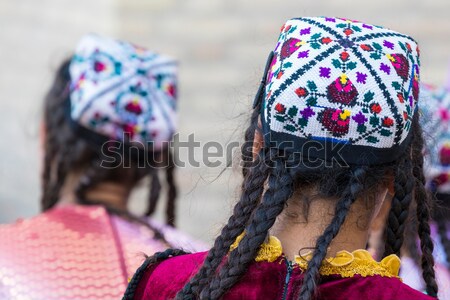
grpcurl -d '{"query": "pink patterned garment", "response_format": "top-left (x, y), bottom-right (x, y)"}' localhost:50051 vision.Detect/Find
top-left (0, 205), bottom-right (207, 300)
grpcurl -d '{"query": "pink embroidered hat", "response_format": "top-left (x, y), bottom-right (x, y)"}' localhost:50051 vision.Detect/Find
top-left (255, 17), bottom-right (420, 165)
top-left (420, 85), bottom-right (450, 193)
top-left (68, 34), bottom-right (177, 151)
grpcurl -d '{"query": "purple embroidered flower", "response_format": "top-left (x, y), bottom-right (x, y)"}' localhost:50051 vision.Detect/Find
top-left (380, 63), bottom-right (391, 74)
top-left (300, 107), bottom-right (315, 119)
top-left (362, 24), bottom-right (373, 30)
top-left (352, 112), bottom-right (368, 125)
top-left (298, 50), bottom-right (309, 59)
top-left (274, 42), bottom-right (281, 52)
top-left (300, 27), bottom-right (311, 35)
top-left (325, 17), bottom-right (336, 22)
top-left (383, 40), bottom-right (394, 50)
top-left (356, 72), bottom-right (367, 84)
top-left (319, 67), bottom-right (331, 78)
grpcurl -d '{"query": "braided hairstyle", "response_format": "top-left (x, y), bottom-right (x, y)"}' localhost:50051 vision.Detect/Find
top-left (168, 101), bottom-right (436, 300)
top-left (41, 59), bottom-right (178, 229)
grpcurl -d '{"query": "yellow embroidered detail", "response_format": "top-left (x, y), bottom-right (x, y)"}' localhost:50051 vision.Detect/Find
top-left (294, 249), bottom-right (400, 278)
top-left (230, 233), bottom-right (283, 263)
top-left (231, 234), bottom-right (400, 278)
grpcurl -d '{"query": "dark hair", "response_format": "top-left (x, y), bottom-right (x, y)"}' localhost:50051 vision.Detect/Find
top-left (41, 59), bottom-right (178, 228)
top-left (167, 95), bottom-right (437, 299)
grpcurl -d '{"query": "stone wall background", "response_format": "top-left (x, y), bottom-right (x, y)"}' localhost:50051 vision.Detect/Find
top-left (1, 0), bottom-right (449, 243)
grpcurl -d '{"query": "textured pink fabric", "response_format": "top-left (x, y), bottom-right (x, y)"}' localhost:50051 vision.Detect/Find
top-left (135, 252), bottom-right (436, 300)
top-left (0, 204), bottom-right (204, 300)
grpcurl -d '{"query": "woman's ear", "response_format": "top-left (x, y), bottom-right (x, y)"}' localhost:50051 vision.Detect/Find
top-left (252, 117), bottom-right (264, 159)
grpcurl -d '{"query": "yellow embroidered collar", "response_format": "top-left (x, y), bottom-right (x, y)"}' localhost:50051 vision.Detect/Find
top-left (230, 234), bottom-right (400, 279)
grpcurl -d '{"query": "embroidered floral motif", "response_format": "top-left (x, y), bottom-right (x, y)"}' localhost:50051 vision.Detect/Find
top-left (263, 17), bottom-right (420, 161)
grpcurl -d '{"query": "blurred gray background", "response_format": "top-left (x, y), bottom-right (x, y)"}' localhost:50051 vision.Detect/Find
top-left (1, 0), bottom-right (449, 243)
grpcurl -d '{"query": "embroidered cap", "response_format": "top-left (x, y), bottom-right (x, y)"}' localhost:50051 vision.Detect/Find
top-left (69, 34), bottom-right (177, 151)
top-left (258, 17), bottom-right (420, 165)
top-left (420, 86), bottom-right (450, 193)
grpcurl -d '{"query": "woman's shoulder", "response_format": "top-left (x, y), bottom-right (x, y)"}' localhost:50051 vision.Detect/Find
top-left (129, 251), bottom-right (208, 300)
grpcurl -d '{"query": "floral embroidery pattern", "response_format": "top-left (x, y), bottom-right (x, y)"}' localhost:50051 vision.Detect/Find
top-left (69, 34), bottom-right (178, 149)
top-left (264, 17), bottom-right (420, 153)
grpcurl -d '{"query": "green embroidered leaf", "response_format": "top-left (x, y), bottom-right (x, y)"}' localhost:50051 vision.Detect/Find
top-left (347, 62), bottom-right (357, 70)
top-left (372, 42), bottom-right (382, 50)
top-left (336, 23), bottom-right (346, 28)
top-left (283, 62), bottom-right (293, 68)
top-left (311, 33), bottom-right (322, 39)
top-left (380, 129), bottom-right (392, 137)
top-left (284, 124), bottom-right (296, 132)
top-left (363, 91), bottom-right (375, 102)
top-left (369, 52), bottom-right (381, 60)
top-left (288, 26), bottom-right (297, 34)
top-left (275, 115), bottom-right (286, 122)
top-left (370, 115), bottom-right (380, 126)
top-left (332, 59), bottom-right (341, 68)
top-left (392, 81), bottom-right (401, 90)
top-left (362, 108), bottom-right (369, 114)
top-left (367, 136), bottom-right (379, 144)
top-left (399, 42), bottom-right (406, 51)
top-left (357, 124), bottom-right (367, 134)
top-left (298, 118), bottom-right (308, 127)
top-left (352, 25), bottom-right (362, 32)
top-left (311, 42), bottom-right (321, 49)
top-left (288, 106), bottom-right (298, 118)
top-left (306, 97), bottom-right (317, 106)
top-left (307, 80), bottom-right (318, 92)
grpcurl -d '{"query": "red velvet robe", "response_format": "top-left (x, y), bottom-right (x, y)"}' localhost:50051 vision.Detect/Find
top-left (129, 251), bottom-right (436, 300)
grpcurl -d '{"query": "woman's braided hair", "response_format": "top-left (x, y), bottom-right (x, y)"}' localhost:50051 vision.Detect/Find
top-left (167, 105), bottom-right (437, 299)
top-left (41, 59), bottom-right (178, 233)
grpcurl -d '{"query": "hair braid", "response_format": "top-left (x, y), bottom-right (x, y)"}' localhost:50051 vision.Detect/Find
top-left (145, 168), bottom-right (161, 217)
top-left (123, 248), bottom-right (188, 300)
top-left (298, 166), bottom-right (368, 300)
top-left (383, 155), bottom-right (414, 256)
top-left (241, 100), bottom-right (262, 177)
top-left (411, 116), bottom-right (438, 297)
top-left (176, 150), bottom-right (271, 299)
top-left (202, 151), bottom-right (294, 299)
top-left (165, 150), bottom-right (177, 227)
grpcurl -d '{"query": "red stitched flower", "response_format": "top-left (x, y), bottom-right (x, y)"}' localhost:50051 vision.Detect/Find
top-left (360, 44), bottom-right (372, 51)
top-left (382, 117), bottom-right (394, 127)
top-left (340, 51), bottom-right (350, 62)
top-left (275, 103), bottom-right (286, 114)
top-left (370, 103), bottom-right (382, 114)
top-left (321, 37), bottom-right (332, 44)
top-left (94, 61), bottom-right (106, 72)
top-left (344, 28), bottom-right (353, 36)
top-left (397, 93), bottom-right (404, 103)
top-left (295, 87), bottom-right (309, 97)
top-left (403, 111), bottom-right (408, 120)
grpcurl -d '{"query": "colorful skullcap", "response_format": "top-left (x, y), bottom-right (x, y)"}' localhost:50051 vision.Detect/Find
top-left (258, 17), bottom-right (420, 165)
top-left (69, 34), bottom-right (177, 151)
top-left (420, 85), bottom-right (450, 193)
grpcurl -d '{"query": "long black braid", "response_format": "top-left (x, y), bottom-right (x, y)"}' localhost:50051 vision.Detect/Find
top-left (176, 148), bottom-right (271, 299)
top-left (411, 116), bottom-right (438, 297)
top-left (383, 154), bottom-right (414, 257)
top-left (202, 149), bottom-right (293, 299)
top-left (175, 99), bottom-right (266, 299)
